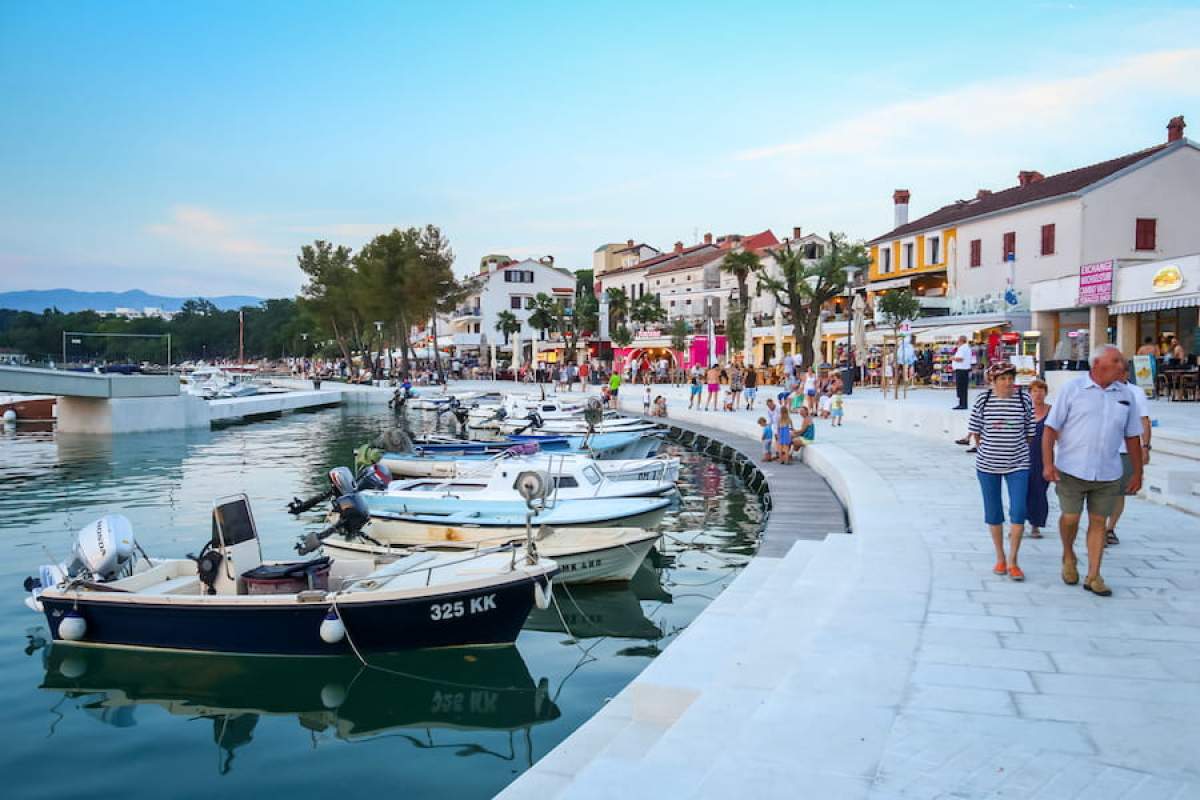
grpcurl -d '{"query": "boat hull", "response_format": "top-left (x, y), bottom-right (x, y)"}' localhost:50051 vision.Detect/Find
top-left (362, 505), bottom-right (669, 548)
top-left (39, 572), bottom-right (549, 656)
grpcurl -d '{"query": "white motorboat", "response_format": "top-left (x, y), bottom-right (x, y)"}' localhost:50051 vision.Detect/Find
top-left (322, 526), bottom-right (660, 585)
top-left (453, 453), bottom-right (681, 484)
top-left (182, 366), bottom-right (259, 399)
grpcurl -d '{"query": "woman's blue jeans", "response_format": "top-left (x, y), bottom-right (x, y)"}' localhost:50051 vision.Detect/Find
top-left (977, 469), bottom-right (1029, 526)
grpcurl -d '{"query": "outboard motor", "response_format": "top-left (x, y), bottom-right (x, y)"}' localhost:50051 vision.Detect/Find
top-left (24, 515), bottom-right (139, 609)
top-left (329, 466), bottom-right (356, 496)
top-left (295, 492), bottom-right (371, 555)
top-left (355, 462), bottom-right (392, 491)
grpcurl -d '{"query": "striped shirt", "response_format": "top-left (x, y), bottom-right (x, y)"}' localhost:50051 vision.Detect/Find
top-left (968, 390), bottom-right (1035, 474)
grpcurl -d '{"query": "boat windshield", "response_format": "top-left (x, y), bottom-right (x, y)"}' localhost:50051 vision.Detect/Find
top-left (581, 466), bottom-right (602, 486)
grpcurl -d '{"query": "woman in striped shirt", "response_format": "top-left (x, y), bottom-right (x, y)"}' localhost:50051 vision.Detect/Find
top-left (966, 361), bottom-right (1036, 581)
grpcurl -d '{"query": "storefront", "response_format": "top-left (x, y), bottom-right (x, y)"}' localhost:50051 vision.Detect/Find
top-left (1108, 254), bottom-right (1200, 358)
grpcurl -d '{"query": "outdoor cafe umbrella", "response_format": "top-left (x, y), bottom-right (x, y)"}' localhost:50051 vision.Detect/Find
top-left (812, 319), bottom-right (823, 368)
top-left (773, 307), bottom-right (784, 365)
top-left (852, 293), bottom-right (868, 360)
top-left (742, 306), bottom-right (754, 367)
top-left (707, 316), bottom-right (717, 367)
top-left (511, 326), bottom-right (522, 371)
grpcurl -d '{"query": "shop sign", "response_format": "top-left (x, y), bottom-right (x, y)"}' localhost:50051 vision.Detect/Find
top-left (1132, 355), bottom-right (1155, 396)
top-left (1077, 260), bottom-right (1114, 305)
top-left (1151, 264), bottom-right (1184, 293)
top-left (1000, 332), bottom-right (1020, 344)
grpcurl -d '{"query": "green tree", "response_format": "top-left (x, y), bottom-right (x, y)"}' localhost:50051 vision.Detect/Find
top-left (759, 232), bottom-right (869, 370)
top-left (669, 317), bottom-right (690, 379)
top-left (495, 310), bottom-right (520, 345)
top-left (297, 240), bottom-right (359, 366)
top-left (726, 301), bottom-right (746, 353)
top-left (605, 287), bottom-right (629, 330)
top-left (527, 292), bottom-right (558, 341)
top-left (720, 249), bottom-right (760, 311)
top-left (611, 324), bottom-right (633, 348)
top-left (876, 288), bottom-right (922, 338)
top-left (631, 292), bottom-right (667, 329)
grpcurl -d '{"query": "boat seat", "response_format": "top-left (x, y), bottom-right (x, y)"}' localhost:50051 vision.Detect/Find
top-left (242, 557), bottom-right (330, 581)
top-left (141, 576), bottom-right (203, 596)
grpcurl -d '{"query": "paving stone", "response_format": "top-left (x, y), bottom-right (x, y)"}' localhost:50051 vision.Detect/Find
top-left (1050, 651), bottom-right (1173, 680)
top-left (913, 662), bottom-right (1036, 692)
top-left (926, 612), bottom-right (1020, 632)
top-left (906, 684), bottom-right (1017, 715)
top-left (918, 643), bottom-right (1056, 672)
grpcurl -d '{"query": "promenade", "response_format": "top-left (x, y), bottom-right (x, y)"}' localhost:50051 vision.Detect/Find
top-left (493, 380), bottom-right (1200, 799)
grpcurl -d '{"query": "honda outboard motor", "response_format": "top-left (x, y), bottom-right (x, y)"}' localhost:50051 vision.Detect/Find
top-left (24, 515), bottom-right (139, 610)
top-left (355, 462), bottom-right (392, 491)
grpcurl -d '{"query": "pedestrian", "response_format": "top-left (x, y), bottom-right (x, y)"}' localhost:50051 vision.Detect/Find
top-left (730, 364), bottom-right (744, 411)
top-left (578, 361), bottom-right (589, 390)
top-left (830, 386), bottom-right (845, 427)
top-left (744, 366), bottom-right (758, 410)
top-left (776, 406), bottom-right (794, 464)
top-left (1043, 345), bottom-right (1144, 597)
top-left (688, 375), bottom-right (702, 409)
top-left (653, 395), bottom-right (668, 417)
top-left (818, 388), bottom-right (833, 419)
top-left (952, 335), bottom-right (972, 409)
top-left (967, 360), bottom-right (1035, 581)
top-left (765, 398), bottom-right (780, 442)
top-left (1104, 361), bottom-right (1151, 546)
top-left (794, 406), bottom-right (815, 450)
top-left (758, 416), bottom-right (774, 461)
top-left (608, 370), bottom-right (621, 410)
top-left (1026, 378), bottom-right (1052, 539)
top-left (704, 363), bottom-right (721, 411)
top-left (783, 352), bottom-right (796, 385)
top-left (643, 384), bottom-right (652, 415)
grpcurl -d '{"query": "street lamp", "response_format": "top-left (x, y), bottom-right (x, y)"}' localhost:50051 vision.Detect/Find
top-left (373, 321), bottom-right (384, 382)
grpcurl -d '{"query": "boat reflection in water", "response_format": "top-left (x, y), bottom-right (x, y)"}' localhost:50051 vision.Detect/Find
top-left (38, 643), bottom-right (560, 773)
top-left (523, 560), bottom-right (670, 643)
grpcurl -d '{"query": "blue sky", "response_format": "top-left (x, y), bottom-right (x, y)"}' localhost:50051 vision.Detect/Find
top-left (1, 0), bottom-right (1198, 298)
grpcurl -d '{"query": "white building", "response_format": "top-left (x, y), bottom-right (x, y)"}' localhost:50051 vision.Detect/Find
top-left (867, 115), bottom-right (1200, 353)
top-left (445, 256), bottom-right (577, 363)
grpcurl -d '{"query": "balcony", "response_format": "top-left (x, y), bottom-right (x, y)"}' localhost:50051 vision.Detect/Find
top-left (451, 306), bottom-right (482, 323)
top-left (451, 332), bottom-right (483, 347)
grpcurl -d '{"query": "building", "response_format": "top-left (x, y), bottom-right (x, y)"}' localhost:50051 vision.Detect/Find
top-left (444, 255), bottom-right (577, 365)
top-left (593, 240), bottom-right (661, 278)
top-left (868, 115), bottom-right (1200, 358)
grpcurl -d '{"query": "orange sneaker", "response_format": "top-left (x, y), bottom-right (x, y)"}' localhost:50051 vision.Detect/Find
top-left (1008, 565), bottom-right (1025, 581)
top-left (992, 561), bottom-right (1007, 575)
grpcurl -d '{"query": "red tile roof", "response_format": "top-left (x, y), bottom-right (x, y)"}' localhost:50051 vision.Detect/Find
top-left (734, 230), bottom-right (780, 253)
top-left (604, 242), bottom-right (713, 277)
top-left (645, 244), bottom-right (723, 276)
top-left (868, 143), bottom-right (1175, 244)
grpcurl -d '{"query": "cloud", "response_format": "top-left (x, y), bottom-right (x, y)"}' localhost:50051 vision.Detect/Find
top-left (146, 205), bottom-right (290, 260)
top-left (735, 49), bottom-right (1200, 162)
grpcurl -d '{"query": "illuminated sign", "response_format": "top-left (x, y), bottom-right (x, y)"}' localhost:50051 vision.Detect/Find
top-left (1151, 264), bottom-right (1184, 293)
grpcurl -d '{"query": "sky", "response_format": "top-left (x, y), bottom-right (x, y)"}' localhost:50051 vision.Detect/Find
top-left (1, 0), bottom-right (1198, 298)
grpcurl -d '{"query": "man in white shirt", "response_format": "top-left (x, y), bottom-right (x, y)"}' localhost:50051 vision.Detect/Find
top-left (951, 336), bottom-right (972, 409)
top-left (1104, 362), bottom-right (1151, 545)
top-left (1043, 344), bottom-right (1143, 597)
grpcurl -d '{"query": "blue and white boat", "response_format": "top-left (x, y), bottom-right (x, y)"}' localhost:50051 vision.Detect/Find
top-left (380, 430), bottom-right (659, 477)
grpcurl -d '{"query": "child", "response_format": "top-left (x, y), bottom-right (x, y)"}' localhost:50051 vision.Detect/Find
top-left (789, 390), bottom-right (804, 413)
top-left (643, 384), bottom-right (652, 415)
top-left (831, 389), bottom-right (844, 427)
top-left (794, 406), bottom-right (815, 448)
top-left (758, 416), bottom-right (773, 461)
top-left (723, 387), bottom-right (735, 412)
top-left (689, 376), bottom-right (702, 409)
top-left (653, 395), bottom-right (668, 418)
top-left (818, 389), bottom-right (833, 419)
top-left (776, 406), bottom-right (794, 464)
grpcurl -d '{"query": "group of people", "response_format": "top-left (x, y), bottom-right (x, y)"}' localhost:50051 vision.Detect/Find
top-left (686, 363), bottom-right (760, 412)
top-left (962, 345), bottom-right (1149, 596)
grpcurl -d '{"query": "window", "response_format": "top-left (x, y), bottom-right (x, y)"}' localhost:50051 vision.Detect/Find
top-left (670, 300), bottom-right (676, 307)
top-left (970, 239), bottom-right (981, 268)
top-left (903, 243), bottom-right (914, 269)
top-left (881, 248), bottom-right (892, 273)
top-left (1002, 232), bottom-right (1016, 261)
top-left (1136, 218), bottom-right (1157, 251)
top-left (929, 236), bottom-right (940, 264)
top-left (553, 477), bottom-right (579, 489)
top-left (510, 296), bottom-right (522, 309)
top-left (1041, 224), bottom-right (1055, 255)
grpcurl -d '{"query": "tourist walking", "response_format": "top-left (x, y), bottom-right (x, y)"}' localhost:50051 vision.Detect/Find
top-left (758, 416), bottom-right (773, 461)
top-left (1026, 378), bottom-right (1052, 539)
top-left (967, 361), bottom-right (1035, 581)
top-left (1104, 361), bottom-right (1151, 546)
top-left (744, 366), bottom-right (758, 410)
top-left (688, 376), bottom-right (702, 409)
top-left (952, 335), bottom-right (972, 409)
top-left (704, 363), bottom-right (721, 411)
top-left (1043, 345), bottom-right (1144, 597)
top-left (729, 364), bottom-right (744, 411)
top-left (802, 368), bottom-right (818, 413)
top-left (608, 370), bottom-right (621, 410)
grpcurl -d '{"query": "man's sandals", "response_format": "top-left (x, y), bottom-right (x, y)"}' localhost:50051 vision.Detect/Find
top-left (1105, 529), bottom-right (1120, 546)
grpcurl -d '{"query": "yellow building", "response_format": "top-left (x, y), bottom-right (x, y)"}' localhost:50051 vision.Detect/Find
top-left (866, 190), bottom-right (955, 311)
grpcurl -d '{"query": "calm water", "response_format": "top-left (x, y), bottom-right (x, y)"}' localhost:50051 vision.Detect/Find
top-left (0, 407), bottom-right (761, 800)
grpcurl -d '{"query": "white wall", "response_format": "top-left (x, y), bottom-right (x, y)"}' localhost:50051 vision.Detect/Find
top-left (952, 197), bottom-right (1083, 299)
top-left (477, 259), bottom-right (576, 342)
top-left (1082, 145), bottom-right (1200, 265)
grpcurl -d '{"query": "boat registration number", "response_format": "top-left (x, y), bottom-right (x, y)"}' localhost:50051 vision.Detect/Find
top-left (430, 594), bottom-right (496, 621)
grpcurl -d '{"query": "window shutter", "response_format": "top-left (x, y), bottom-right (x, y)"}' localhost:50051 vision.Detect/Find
top-left (1003, 232), bottom-right (1016, 260)
top-left (970, 239), bottom-right (981, 267)
top-left (1136, 218), bottom-right (1157, 251)
top-left (1041, 224), bottom-right (1055, 256)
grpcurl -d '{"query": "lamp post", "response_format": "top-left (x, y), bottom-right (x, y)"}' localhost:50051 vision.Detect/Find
top-left (373, 320), bottom-right (384, 383)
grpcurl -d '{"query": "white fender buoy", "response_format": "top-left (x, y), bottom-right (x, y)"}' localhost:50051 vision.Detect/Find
top-left (320, 683), bottom-right (347, 709)
top-left (59, 655), bottom-right (88, 680)
top-left (534, 579), bottom-right (552, 610)
top-left (319, 610), bottom-right (346, 644)
top-left (59, 610), bottom-right (87, 641)
top-left (2, 409), bottom-right (16, 423)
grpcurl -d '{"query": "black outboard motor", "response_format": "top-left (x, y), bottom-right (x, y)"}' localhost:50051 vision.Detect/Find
top-left (355, 462), bottom-right (392, 491)
top-left (295, 492), bottom-right (370, 555)
top-left (288, 466), bottom-right (356, 515)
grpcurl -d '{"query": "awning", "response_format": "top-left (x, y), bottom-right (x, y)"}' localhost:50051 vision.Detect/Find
top-left (866, 276), bottom-right (913, 292)
top-left (1109, 294), bottom-right (1200, 315)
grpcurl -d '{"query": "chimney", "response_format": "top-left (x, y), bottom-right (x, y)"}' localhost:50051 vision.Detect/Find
top-left (1167, 115), bottom-right (1186, 142)
top-left (792, 226), bottom-right (802, 239)
top-left (540, 255), bottom-right (554, 266)
top-left (674, 241), bottom-right (684, 253)
top-left (703, 232), bottom-right (713, 245)
top-left (626, 239), bottom-right (634, 248)
top-left (976, 189), bottom-right (993, 200)
top-left (1017, 170), bottom-right (1045, 187)
top-left (893, 189), bottom-right (910, 228)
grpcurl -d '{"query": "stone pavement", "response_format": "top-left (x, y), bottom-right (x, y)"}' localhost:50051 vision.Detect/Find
top-left (490, 380), bottom-right (1200, 800)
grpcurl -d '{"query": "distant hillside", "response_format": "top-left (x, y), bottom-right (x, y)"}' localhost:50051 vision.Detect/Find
top-left (0, 289), bottom-right (268, 313)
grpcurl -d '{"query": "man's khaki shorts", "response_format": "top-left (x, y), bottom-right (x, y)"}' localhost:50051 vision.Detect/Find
top-left (1056, 471), bottom-right (1123, 517)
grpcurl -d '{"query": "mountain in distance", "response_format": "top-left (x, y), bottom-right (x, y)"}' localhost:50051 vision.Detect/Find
top-left (0, 288), bottom-right (268, 313)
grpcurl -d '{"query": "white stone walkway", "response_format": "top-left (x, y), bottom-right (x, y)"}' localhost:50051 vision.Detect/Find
top-left (492, 382), bottom-right (1200, 800)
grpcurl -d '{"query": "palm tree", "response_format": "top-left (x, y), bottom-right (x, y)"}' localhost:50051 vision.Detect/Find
top-left (605, 287), bottom-right (630, 330)
top-left (631, 293), bottom-right (667, 329)
top-left (527, 293), bottom-right (557, 341)
top-left (495, 310), bottom-right (520, 345)
top-left (720, 249), bottom-right (761, 311)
